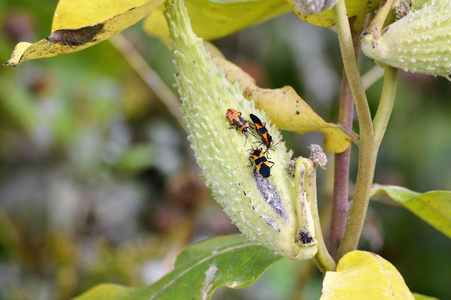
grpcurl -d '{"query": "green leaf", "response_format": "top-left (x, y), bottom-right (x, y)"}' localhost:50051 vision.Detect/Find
top-left (143, 0), bottom-right (291, 41)
top-left (413, 293), bottom-right (439, 300)
top-left (148, 234), bottom-right (282, 296)
top-left (75, 234), bottom-right (282, 299)
top-left (4, 0), bottom-right (165, 66)
top-left (321, 251), bottom-right (414, 299)
top-left (371, 184), bottom-right (451, 239)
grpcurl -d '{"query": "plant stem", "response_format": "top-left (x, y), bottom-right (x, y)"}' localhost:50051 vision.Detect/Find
top-left (333, 0), bottom-right (399, 258)
top-left (313, 215), bottom-right (337, 272)
top-left (337, 137), bottom-right (378, 259)
top-left (333, 0), bottom-right (373, 138)
top-left (295, 158), bottom-right (335, 272)
top-left (110, 34), bottom-right (187, 133)
top-left (364, 0), bottom-right (396, 44)
top-left (333, 0), bottom-right (380, 259)
top-left (373, 67), bottom-right (398, 144)
top-left (329, 79), bottom-right (352, 258)
top-left (309, 167), bottom-right (337, 272)
top-left (329, 17), bottom-right (362, 258)
top-left (337, 67), bottom-right (397, 258)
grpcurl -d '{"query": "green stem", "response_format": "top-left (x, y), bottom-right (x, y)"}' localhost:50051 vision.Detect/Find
top-left (334, 8), bottom-right (398, 261)
top-left (337, 138), bottom-right (378, 259)
top-left (365, 0), bottom-right (396, 43)
top-left (333, 0), bottom-right (383, 259)
top-left (312, 190), bottom-right (336, 272)
top-left (373, 67), bottom-right (398, 144)
top-left (295, 158), bottom-right (336, 272)
top-left (329, 15), bottom-right (364, 258)
top-left (311, 175), bottom-right (336, 272)
top-left (333, 0), bottom-right (373, 138)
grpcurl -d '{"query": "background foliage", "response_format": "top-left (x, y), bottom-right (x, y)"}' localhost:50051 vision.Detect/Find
top-left (1, 0), bottom-right (450, 299)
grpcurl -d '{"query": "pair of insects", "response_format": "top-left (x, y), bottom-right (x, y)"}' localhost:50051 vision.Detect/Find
top-left (226, 108), bottom-right (278, 178)
top-left (226, 108), bottom-right (273, 148)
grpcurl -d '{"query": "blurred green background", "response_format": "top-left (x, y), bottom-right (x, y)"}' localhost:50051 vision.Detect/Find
top-left (1, 1), bottom-right (450, 299)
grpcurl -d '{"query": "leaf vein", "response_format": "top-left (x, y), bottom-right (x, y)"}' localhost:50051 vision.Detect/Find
top-left (149, 241), bottom-right (261, 299)
top-left (371, 253), bottom-right (395, 299)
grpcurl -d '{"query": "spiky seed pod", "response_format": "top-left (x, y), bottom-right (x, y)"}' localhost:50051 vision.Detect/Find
top-left (164, 0), bottom-right (318, 259)
top-left (361, 0), bottom-right (451, 80)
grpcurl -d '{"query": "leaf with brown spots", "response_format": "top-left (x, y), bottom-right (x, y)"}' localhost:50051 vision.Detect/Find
top-left (3, 0), bottom-right (164, 67)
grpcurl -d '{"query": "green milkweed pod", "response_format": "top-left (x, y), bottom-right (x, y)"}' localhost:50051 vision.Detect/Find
top-left (361, 0), bottom-right (451, 80)
top-left (164, 0), bottom-right (318, 260)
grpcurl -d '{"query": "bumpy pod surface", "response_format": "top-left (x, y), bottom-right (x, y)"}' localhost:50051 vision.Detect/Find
top-left (164, 0), bottom-right (317, 259)
top-left (361, 0), bottom-right (451, 79)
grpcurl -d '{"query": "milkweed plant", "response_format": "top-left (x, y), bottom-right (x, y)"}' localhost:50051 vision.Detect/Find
top-left (3, 0), bottom-right (451, 299)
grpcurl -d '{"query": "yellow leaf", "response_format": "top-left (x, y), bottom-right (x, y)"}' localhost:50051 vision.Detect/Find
top-left (73, 283), bottom-right (143, 299)
top-left (3, 0), bottom-right (165, 67)
top-left (288, 0), bottom-right (382, 27)
top-left (321, 251), bottom-right (414, 300)
top-left (143, 0), bottom-right (291, 41)
top-left (204, 42), bottom-right (352, 153)
top-left (143, 6), bottom-right (169, 42)
top-left (51, 0), bottom-right (147, 31)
